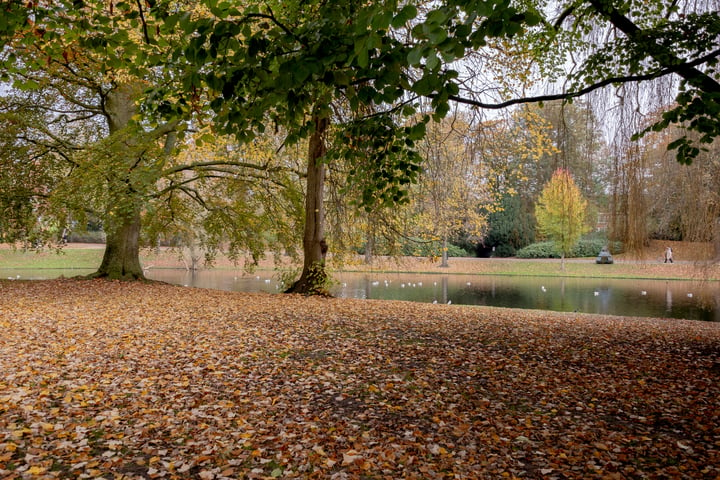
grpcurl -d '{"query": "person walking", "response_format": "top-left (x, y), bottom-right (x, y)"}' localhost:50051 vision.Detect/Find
top-left (664, 246), bottom-right (674, 263)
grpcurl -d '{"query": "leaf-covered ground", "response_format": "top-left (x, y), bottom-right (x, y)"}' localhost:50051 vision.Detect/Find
top-left (1, 279), bottom-right (719, 479)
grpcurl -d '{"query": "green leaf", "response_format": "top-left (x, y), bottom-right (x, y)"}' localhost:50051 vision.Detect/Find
top-left (428, 26), bottom-right (448, 44)
top-left (392, 5), bottom-right (418, 28)
top-left (407, 46), bottom-right (424, 66)
top-left (426, 9), bottom-right (448, 26)
top-left (426, 50), bottom-right (440, 70)
top-left (371, 11), bottom-right (392, 31)
top-left (355, 38), bottom-right (370, 68)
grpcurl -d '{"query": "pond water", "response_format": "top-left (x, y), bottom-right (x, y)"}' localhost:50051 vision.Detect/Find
top-left (3, 268), bottom-right (718, 321)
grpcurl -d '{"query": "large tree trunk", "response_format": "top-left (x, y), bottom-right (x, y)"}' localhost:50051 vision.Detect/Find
top-left (91, 83), bottom-right (177, 281)
top-left (285, 113), bottom-right (330, 295)
top-left (93, 208), bottom-right (145, 280)
top-left (91, 83), bottom-right (148, 280)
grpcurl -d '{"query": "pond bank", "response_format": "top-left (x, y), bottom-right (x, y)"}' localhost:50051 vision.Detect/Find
top-left (2, 241), bottom-right (718, 281)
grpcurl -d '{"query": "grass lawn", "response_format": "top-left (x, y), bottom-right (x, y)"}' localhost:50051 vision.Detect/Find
top-left (0, 246), bottom-right (103, 269)
top-left (2, 242), bottom-right (719, 281)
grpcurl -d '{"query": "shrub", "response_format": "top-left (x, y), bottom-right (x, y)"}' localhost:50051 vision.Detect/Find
top-left (401, 239), bottom-right (470, 258)
top-left (572, 238), bottom-right (607, 257)
top-left (492, 243), bottom-right (516, 258)
top-left (516, 241), bottom-right (561, 258)
top-left (67, 230), bottom-right (106, 243)
top-left (516, 238), bottom-right (624, 258)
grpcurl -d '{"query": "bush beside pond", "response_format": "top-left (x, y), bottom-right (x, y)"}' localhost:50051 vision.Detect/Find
top-left (516, 239), bottom-right (624, 259)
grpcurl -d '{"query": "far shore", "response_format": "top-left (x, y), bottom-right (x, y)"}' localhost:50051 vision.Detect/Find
top-left (1, 240), bottom-right (718, 281)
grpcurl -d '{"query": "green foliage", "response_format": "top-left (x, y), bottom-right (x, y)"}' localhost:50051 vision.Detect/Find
top-left (516, 241), bottom-right (561, 259)
top-left (492, 243), bottom-right (518, 258)
top-left (517, 237), bottom-right (624, 258)
top-left (572, 238), bottom-right (614, 257)
top-left (335, 115), bottom-right (425, 210)
top-left (145, 0), bottom-right (541, 209)
top-left (400, 239), bottom-right (470, 258)
top-left (485, 194), bottom-right (536, 256)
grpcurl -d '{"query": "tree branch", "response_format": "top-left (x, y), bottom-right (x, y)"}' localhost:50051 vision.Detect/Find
top-left (586, 0), bottom-right (720, 93)
top-left (447, 47), bottom-right (720, 109)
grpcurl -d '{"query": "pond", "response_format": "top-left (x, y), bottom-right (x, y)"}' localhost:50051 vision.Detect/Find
top-left (3, 268), bottom-right (718, 321)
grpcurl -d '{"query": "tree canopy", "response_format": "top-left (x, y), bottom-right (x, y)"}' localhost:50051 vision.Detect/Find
top-left (535, 168), bottom-right (590, 268)
top-left (1, 0), bottom-right (719, 286)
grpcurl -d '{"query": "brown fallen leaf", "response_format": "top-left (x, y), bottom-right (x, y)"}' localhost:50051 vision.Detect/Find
top-left (0, 279), bottom-right (718, 479)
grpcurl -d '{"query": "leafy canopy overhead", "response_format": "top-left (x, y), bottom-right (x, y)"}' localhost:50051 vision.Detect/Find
top-left (3, 0), bottom-right (718, 196)
top-left (141, 0), bottom-right (540, 207)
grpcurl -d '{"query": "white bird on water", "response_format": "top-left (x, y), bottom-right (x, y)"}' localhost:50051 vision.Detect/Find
top-left (541, 286), bottom-right (547, 292)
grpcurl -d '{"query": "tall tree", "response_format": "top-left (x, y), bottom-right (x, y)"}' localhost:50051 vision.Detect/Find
top-left (474, 107), bottom-right (559, 254)
top-left (0, 1), bottom-right (178, 278)
top-left (414, 112), bottom-right (496, 267)
top-left (0, 0), bottom-right (304, 279)
top-left (145, 0), bottom-right (537, 292)
top-left (536, 168), bottom-right (590, 270)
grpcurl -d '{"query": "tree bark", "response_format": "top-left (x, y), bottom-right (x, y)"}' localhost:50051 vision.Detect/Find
top-left (285, 113), bottom-right (330, 295)
top-left (92, 83), bottom-right (148, 280)
top-left (364, 230), bottom-right (374, 265)
top-left (92, 208), bottom-right (145, 280)
top-left (714, 217), bottom-right (720, 261)
top-left (440, 236), bottom-right (449, 268)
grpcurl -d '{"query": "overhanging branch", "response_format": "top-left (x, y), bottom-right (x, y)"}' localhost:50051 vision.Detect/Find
top-left (447, 47), bottom-right (720, 109)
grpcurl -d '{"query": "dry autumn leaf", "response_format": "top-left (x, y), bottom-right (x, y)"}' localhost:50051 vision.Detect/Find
top-left (0, 279), bottom-right (719, 479)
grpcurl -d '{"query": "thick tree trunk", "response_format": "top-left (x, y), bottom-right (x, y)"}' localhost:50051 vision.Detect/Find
top-left (91, 83), bottom-right (176, 281)
top-left (93, 209), bottom-right (145, 280)
top-left (285, 114), bottom-right (330, 295)
top-left (91, 82), bottom-right (148, 280)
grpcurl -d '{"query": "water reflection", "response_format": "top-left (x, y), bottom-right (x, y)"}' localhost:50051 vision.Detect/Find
top-left (142, 269), bottom-right (719, 322)
top-left (2, 268), bottom-right (717, 321)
